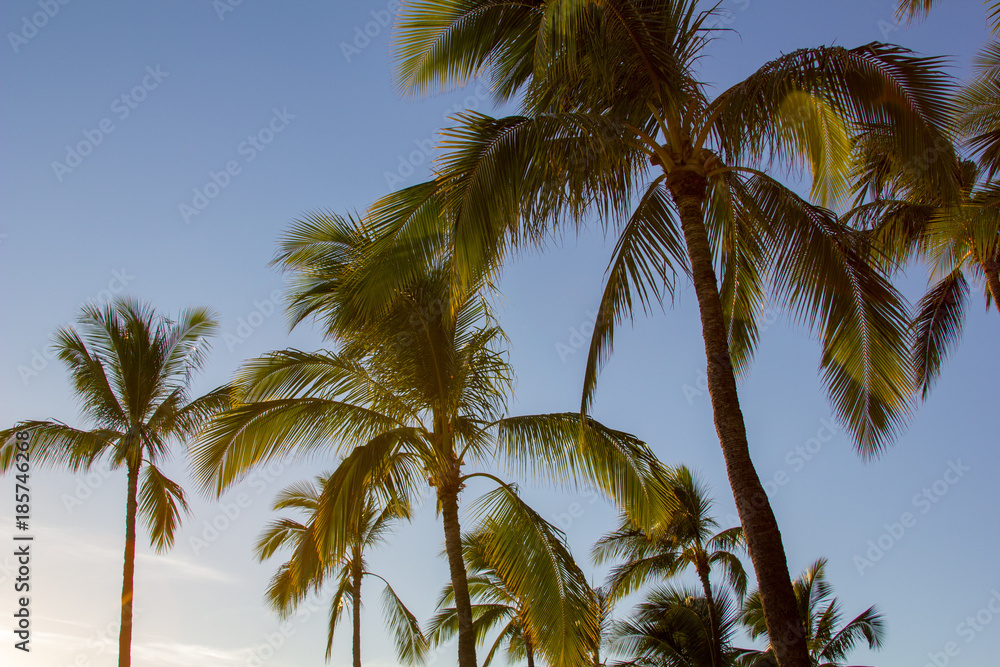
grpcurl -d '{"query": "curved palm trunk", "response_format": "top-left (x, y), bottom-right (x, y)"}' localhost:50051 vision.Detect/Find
top-left (118, 462), bottom-right (139, 667)
top-left (668, 171), bottom-right (810, 667)
top-left (439, 479), bottom-right (477, 667)
top-left (525, 639), bottom-right (536, 667)
top-left (351, 553), bottom-right (363, 667)
top-left (694, 558), bottom-right (721, 667)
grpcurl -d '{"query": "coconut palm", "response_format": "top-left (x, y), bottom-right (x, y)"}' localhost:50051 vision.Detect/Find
top-left (254, 471), bottom-right (422, 666)
top-left (388, 3), bottom-right (956, 664)
top-left (425, 494), bottom-right (596, 667)
top-left (611, 584), bottom-right (745, 667)
top-left (848, 159), bottom-right (999, 398)
top-left (842, 2), bottom-right (997, 398)
top-left (737, 558), bottom-right (885, 667)
top-left (191, 213), bottom-right (671, 667)
top-left (0, 298), bottom-right (228, 667)
top-left (897, 0), bottom-right (999, 176)
top-left (593, 467), bottom-right (745, 667)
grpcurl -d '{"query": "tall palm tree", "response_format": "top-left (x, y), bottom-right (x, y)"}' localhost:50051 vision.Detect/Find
top-left (0, 298), bottom-right (228, 667)
top-left (425, 496), bottom-right (596, 667)
top-left (254, 471), bottom-right (422, 666)
top-left (611, 584), bottom-right (745, 667)
top-left (738, 558), bottom-right (885, 667)
top-left (387, 3), bottom-right (956, 663)
top-left (593, 467), bottom-right (745, 667)
top-left (191, 213), bottom-right (672, 667)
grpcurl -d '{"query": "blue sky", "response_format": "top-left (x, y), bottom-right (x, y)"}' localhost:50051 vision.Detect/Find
top-left (1, 1), bottom-right (997, 666)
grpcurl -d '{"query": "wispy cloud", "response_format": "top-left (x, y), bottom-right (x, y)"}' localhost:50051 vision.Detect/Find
top-left (133, 641), bottom-right (250, 667)
top-left (48, 530), bottom-right (238, 583)
top-left (136, 551), bottom-right (240, 584)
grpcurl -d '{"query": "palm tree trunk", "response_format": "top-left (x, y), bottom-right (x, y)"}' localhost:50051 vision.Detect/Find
top-left (695, 560), bottom-right (721, 667)
top-left (352, 555), bottom-right (363, 667)
top-left (984, 259), bottom-right (1000, 315)
top-left (667, 170), bottom-right (810, 667)
top-left (439, 479), bottom-right (477, 667)
top-left (118, 462), bottom-right (139, 667)
top-left (526, 639), bottom-right (536, 667)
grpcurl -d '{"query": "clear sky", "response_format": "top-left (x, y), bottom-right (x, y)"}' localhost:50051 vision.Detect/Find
top-left (1, 1), bottom-right (997, 666)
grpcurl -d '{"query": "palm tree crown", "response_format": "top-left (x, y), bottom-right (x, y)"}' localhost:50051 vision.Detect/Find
top-left (255, 473), bottom-right (422, 666)
top-left (387, 4), bottom-right (955, 665)
top-left (739, 558), bottom-right (885, 667)
top-left (593, 467), bottom-right (745, 667)
top-left (0, 297), bottom-right (228, 667)
top-left (191, 213), bottom-right (671, 667)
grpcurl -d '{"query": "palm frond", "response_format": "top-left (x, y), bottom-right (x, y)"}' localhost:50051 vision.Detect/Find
top-left (494, 412), bottom-right (675, 529)
top-left (0, 422), bottom-right (121, 472)
top-left (582, 177), bottom-right (686, 411)
top-left (469, 485), bottom-right (599, 667)
top-left (381, 581), bottom-right (429, 665)
top-left (912, 270), bottom-right (969, 399)
top-left (138, 464), bottom-right (190, 552)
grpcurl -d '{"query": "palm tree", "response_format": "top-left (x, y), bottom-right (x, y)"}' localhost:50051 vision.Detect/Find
top-left (0, 298), bottom-right (228, 667)
top-left (191, 213), bottom-right (672, 667)
top-left (388, 4), bottom-right (955, 664)
top-left (425, 497), bottom-right (596, 667)
top-left (848, 2), bottom-right (999, 398)
top-left (738, 558), bottom-right (885, 667)
top-left (848, 159), bottom-right (999, 398)
top-left (254, 471), bottom-right (423, 666)
top-left (593, 467), bottom-right (745, 667)
top-left (611, 584), bottom-right (745, 667)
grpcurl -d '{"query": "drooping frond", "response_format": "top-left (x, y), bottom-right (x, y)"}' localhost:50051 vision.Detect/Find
top-left (469, 485), bottom-right (599, 667)
top-left (738, 173), bottom-right (914, 457)
top-left (957, 40), bottom-right (1000, 177)
top-left (710, 171), bottom-right (770, 379)
top-left (381, 581), bottom-right (429, 665)
top-left (582, 177), bottom-right (686, 411)
top-left (394, 0), bottom-right (546, 101)
top-left (912, 270), bottom-right (969, 399)
top-left (138, 464), bottom-right (190, 553)
top-left (714, 43), bottom-right (958, 201)
top-left (494, 412), bottom-right (674, 529)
